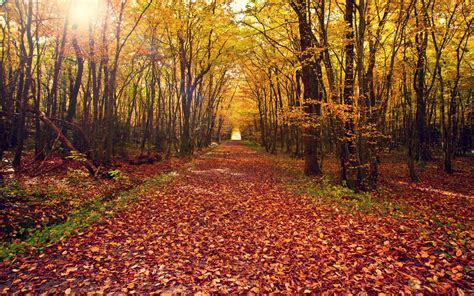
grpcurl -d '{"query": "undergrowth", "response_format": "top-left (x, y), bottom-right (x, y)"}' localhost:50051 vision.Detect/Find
top-left (292, 176), bottom-right (408, 216)
top-left (0, 171), bottom-right (177, 261)
top-left (252, 147), bottom-right (408, 216)
top-left (240, 140), bottom-right (259, 148)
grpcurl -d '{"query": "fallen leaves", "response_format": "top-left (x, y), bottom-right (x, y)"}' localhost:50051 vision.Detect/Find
top-left (64, 267), bottom-right (78, 275)
top-left (0, 151), bottom-right (198, 245)
top-left (408, 278), bottom-right (422, 290)
top-left (0, 143), bottom-right (471, 293)
top-left (250, 287), bottom-right (259, 293)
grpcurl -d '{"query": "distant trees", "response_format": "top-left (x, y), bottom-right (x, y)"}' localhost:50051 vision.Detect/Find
top-left (1, 0), bottom-right (472, 186)
top-left (242, 0), bottom-right (473, 189)
top-left (0, 0), bottom-right (237, 174)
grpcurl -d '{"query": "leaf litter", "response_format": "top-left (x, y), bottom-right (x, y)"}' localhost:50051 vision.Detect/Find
top-left (0, 142), bottom-right (471, 294)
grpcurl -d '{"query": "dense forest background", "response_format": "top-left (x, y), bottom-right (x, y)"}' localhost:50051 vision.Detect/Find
top-left (0, 0), bottom-right (473, 186)
top-left (236, 0), bottom-right (473, 190)
top-left (1, 0), bottom-right (242, 176)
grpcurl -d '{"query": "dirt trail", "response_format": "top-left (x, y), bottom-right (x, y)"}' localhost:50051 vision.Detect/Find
top-left (0, 142), bottom-right (470, 293)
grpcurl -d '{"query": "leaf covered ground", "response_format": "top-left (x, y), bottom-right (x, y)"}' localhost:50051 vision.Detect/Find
top-left (0, 152), bottom-right (195, 244)
top-left (0, 142), bottom-right (472, 293)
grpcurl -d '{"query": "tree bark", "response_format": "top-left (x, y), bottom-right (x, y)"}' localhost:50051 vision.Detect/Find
top-left (290, 0), bottom-right (323, 176)
top-left (413, 0), bottom-right (431, 161)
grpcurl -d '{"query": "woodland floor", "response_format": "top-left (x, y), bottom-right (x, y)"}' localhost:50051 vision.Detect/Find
top-left (0, 142), bottom-right (472, 294)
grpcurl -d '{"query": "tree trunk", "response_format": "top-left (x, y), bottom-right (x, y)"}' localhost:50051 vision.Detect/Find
top-left (13, 0), bottom-right (34, 169)
top-left (290, 0), bottom-right (322, 176)
top-left (340, 0), bottom-right (359, 189)
top-left (413, 1), bottom-right (431, 161)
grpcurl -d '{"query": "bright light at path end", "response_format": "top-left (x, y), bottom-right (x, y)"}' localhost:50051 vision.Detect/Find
top-left (231, 128), bottom-right (242, 141)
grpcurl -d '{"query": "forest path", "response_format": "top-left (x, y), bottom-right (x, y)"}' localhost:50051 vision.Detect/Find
top-left (0, 142), bottom-right (468, 293)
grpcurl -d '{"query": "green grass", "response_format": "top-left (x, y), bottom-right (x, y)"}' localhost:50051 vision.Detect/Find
top-left (293, 176), bottom-right (407, 215)
top-left (248, 144), bottom-right (408, 216)
top-left (1, 181), bottom-right (72, 240)
top-left (0, 143), bottom-right (216, 261)
top-left (0, 181), bottom-right (28, 201)
top-left (240, 140), bottom-right (259, 148)
top-left (0, 171), bottom-right (177, 261)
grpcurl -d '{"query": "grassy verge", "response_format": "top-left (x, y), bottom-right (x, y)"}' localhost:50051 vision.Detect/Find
top-left (289, 175), bottom-right (408, 216)
top-left (0, 143), bottom-right (221, 262)
top-left (0, 171), bottom-right (177, 261)
top-left (240, 140), bottom-right (260, 148)
top-left (246, 143), bottom-right (408, 216)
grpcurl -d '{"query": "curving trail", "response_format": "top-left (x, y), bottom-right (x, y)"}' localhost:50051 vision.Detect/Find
top-left (0, 142), bottom-right (470, 293)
